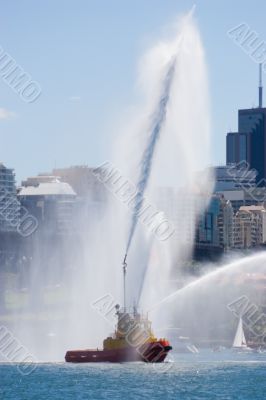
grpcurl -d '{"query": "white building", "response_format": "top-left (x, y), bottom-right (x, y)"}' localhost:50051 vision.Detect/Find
top-left (18, 176), bottom-right (76, 235)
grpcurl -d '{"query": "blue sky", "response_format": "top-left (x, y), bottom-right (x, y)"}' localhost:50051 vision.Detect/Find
top-left (0, 0), bottom-right (266, 183)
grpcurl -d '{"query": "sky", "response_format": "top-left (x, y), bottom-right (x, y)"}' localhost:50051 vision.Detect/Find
top-left (0, 0), bottom-right (266, 184)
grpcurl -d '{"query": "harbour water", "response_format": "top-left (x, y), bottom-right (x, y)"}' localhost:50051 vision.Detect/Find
top-left (1, 351), bottom-right (266, 399)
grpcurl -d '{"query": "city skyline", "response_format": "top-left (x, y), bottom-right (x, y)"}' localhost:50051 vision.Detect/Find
top-left (1, 0), bottom-right (266, 183)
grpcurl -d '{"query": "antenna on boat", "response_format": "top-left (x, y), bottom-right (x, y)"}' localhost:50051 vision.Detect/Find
top-left (259, 63), bottom-right (263, 108)
top-left (122, 254), bottom-right (127, 311)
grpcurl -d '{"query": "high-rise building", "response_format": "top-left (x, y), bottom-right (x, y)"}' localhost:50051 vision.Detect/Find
top-left (213, 165), bottom-right (256, 191)
top-left (240, 205), bottom-right (266, 245)
top-left (238, 107), bottom-right (266, 184)
top-left (195, 194), bottom-right (233, 251)
top-left (226, 132), bottom-right (250, 165)
top-left (0, 162), bottom-right (20, 232)
top-left (226, 65), bottom-right (266, 185)
top-left (52, 166), bottom-right (106, 201)
top-left (18, 175), bottom-right (76, 235)
top-left (217, 187), bottom-right (266, 213)
top-left (233, 205), bottom-right (266, 249)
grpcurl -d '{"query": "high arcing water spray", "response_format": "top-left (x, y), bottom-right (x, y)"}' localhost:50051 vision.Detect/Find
top-left (121, 7), bottom-right (199, 308)
top-left (121, 56), bottom-right (177, 307)
top-left (124, 57), bottom-right (177, 260)
top-left (147, 253), bottom-right (266, 342)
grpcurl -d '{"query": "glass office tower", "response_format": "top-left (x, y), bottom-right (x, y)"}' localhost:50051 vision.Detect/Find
top-left (226, 131), bottom-right (249, 165)
top-left (238, 108), bottom-right (266, 185)
top-left (226, 108), bottom-right (266, 185)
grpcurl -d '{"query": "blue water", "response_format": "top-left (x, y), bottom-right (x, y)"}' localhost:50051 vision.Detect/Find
top-left (1, 351), bottom-right (266, 399)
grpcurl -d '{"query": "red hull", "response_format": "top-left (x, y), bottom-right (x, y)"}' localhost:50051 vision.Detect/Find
top-left (65, 342), bottom-right (172, 363)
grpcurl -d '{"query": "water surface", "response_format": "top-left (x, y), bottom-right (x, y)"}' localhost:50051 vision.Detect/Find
top-left (1, 351), bottom-right (265, 399)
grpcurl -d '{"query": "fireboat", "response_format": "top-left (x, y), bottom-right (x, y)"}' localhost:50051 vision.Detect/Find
top-left (65, 255), bottom-right (172, 363)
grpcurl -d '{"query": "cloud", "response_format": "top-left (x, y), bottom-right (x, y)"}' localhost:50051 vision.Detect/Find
top-left (0, 108), bottom-right (16, 120)
top-left (68, 96), bottom-right (81, 102)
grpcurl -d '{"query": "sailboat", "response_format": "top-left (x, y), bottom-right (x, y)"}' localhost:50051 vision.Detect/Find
top-left (232, 317), bottom-right (252, 352)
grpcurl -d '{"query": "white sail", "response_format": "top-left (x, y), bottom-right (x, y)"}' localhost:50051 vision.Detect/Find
top-left (233, 317), bottom-right (247, 348)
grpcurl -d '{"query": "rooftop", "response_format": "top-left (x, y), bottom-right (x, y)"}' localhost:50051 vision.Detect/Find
top-left (240, 205), bottom-right (266, 212)
top-left (18, 181), bottom-right (76, 196)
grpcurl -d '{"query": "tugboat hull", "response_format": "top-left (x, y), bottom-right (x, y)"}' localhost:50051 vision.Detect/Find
top-left (65, 342), bottom-right (172, 363)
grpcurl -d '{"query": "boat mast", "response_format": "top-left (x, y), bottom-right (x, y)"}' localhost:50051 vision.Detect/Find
top-left (123, 254), bottom-right (127, 311)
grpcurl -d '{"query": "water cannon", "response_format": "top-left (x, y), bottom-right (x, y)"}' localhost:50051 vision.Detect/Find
top-left (123, 253), bottom-right (127, 267)
top-left (122, 253), bottom-right (127, 310)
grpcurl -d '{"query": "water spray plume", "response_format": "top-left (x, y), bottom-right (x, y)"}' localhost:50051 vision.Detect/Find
top-left (148, 252), bottom-right (266, 314)
top-left (125, 57), bottom-right (177, 257)
top-left (124, 6), bottom-right (198, 261)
